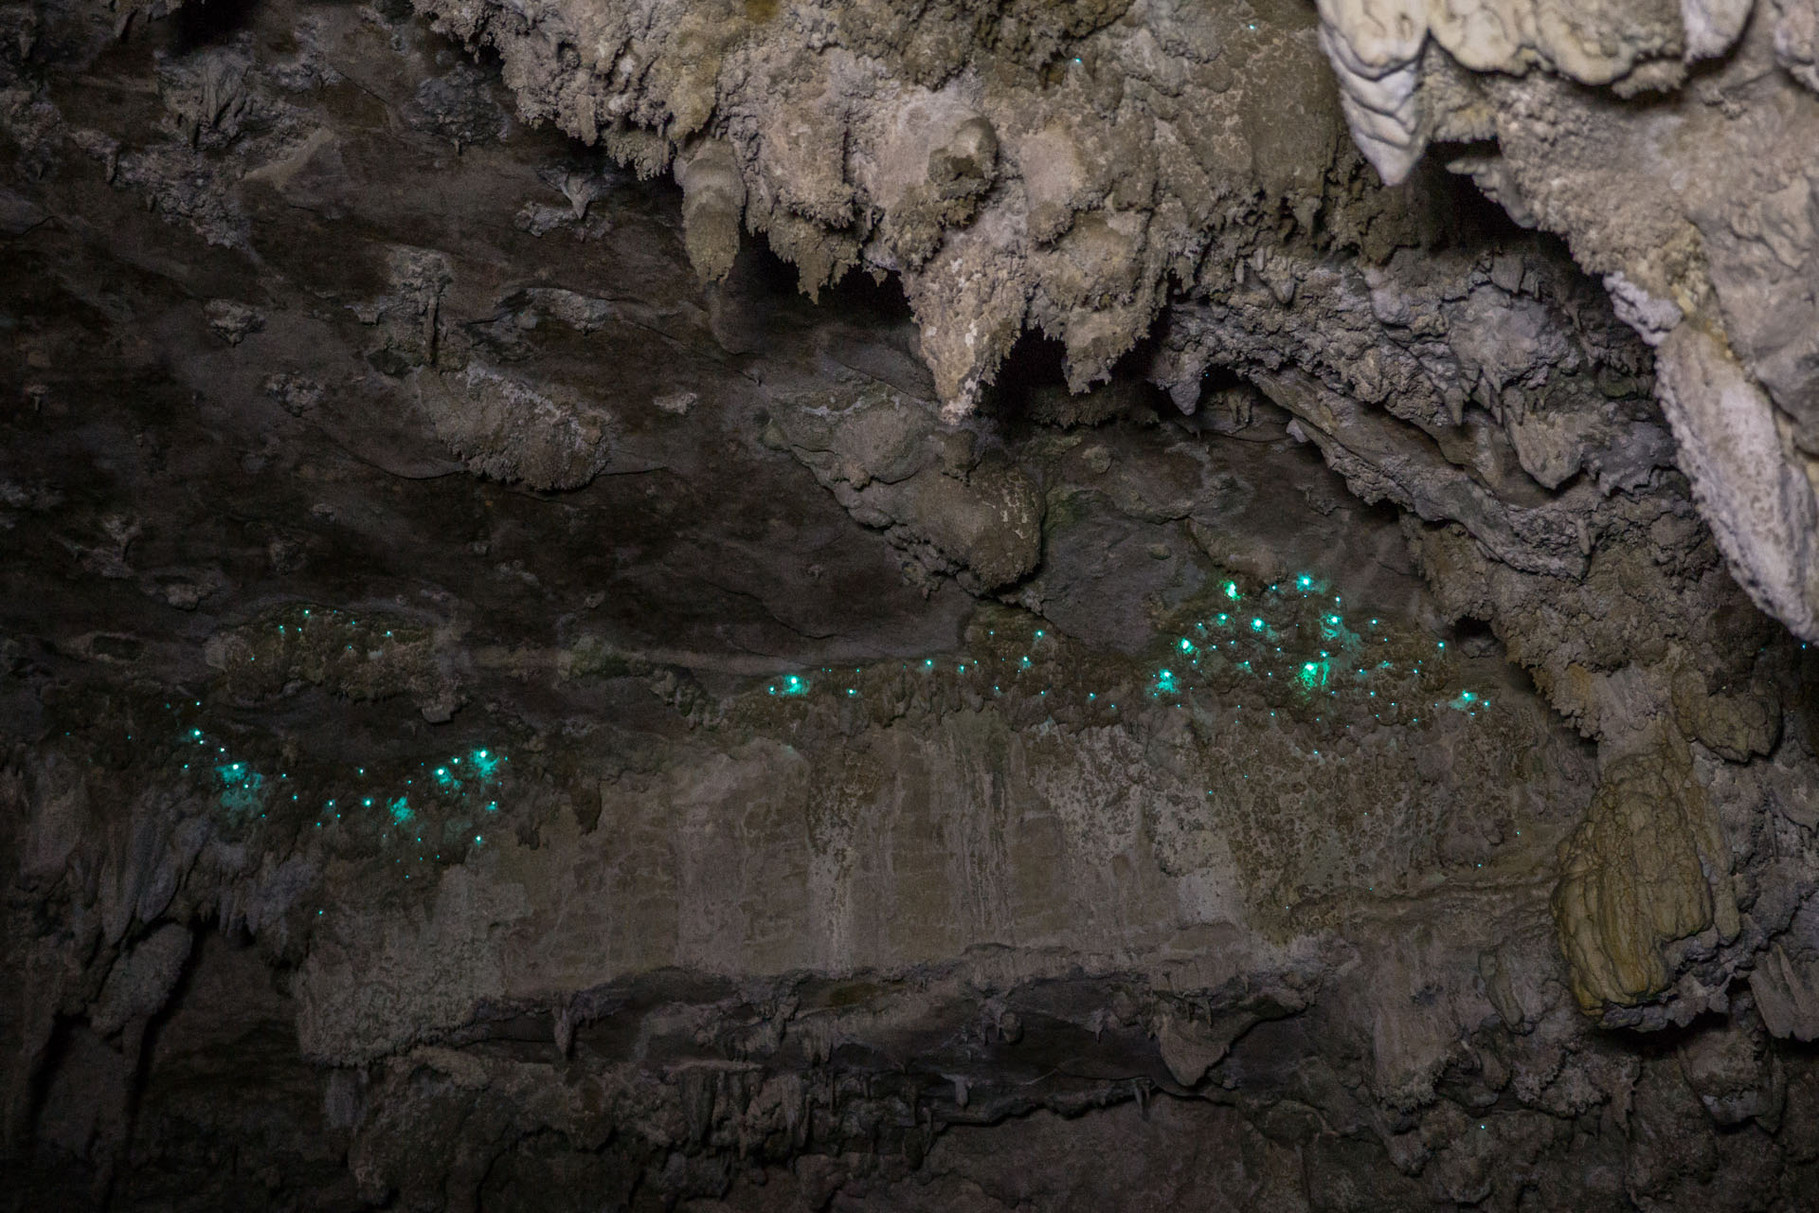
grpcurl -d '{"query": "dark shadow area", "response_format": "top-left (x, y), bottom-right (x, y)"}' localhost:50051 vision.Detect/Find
top-left (981, 330), bottom-right (1174, 437)
top-left (170, 0), bottom-right (258, 53)
top-left (819, 263), bottom-right (919, 330)
top-left (724, 241), bottom-right (920, 333)
top-left (1445, 613), bottom-right (1501, 657)
top-left (1388, 150), bottom-right (1536, 253)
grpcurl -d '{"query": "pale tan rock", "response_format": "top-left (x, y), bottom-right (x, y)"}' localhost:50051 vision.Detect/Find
top-left (1552, 727), bottom-right (1739, 1010)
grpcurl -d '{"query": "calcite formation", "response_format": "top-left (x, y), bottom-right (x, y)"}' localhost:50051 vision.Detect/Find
top-left (3, 0), bottom-right (1819, 1208)
top-left (404, 0), bottom-right (1819, 648)
top-left (1315, 0), bottom-right (1819, 648)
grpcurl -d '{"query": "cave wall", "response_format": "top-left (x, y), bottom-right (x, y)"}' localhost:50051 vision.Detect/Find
top-left (3, 0), bottom-right (1819, 1209)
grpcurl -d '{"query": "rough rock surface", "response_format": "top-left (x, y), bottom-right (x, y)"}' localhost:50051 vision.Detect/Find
top-left (390, 0), bottom-right (1819, 649)
top-left (3, 0), bottom-right (1819, 1210)
top-left (1312, 0), bottom-right (1819, 648)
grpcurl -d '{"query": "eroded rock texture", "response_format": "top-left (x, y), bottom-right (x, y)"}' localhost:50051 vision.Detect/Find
top-left (1313, 0), bottom-right (1819, 643)
top-left (3, 0), bottom-right (1819, 1209)
top-left (386, 0), bottom-right (1819, 648)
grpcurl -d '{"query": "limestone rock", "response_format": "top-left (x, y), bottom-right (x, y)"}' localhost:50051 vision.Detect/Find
top-left (1552, 729), bottom-right (1739, 1011)
top-left (4, 0), bottom-right (1819, 1205)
